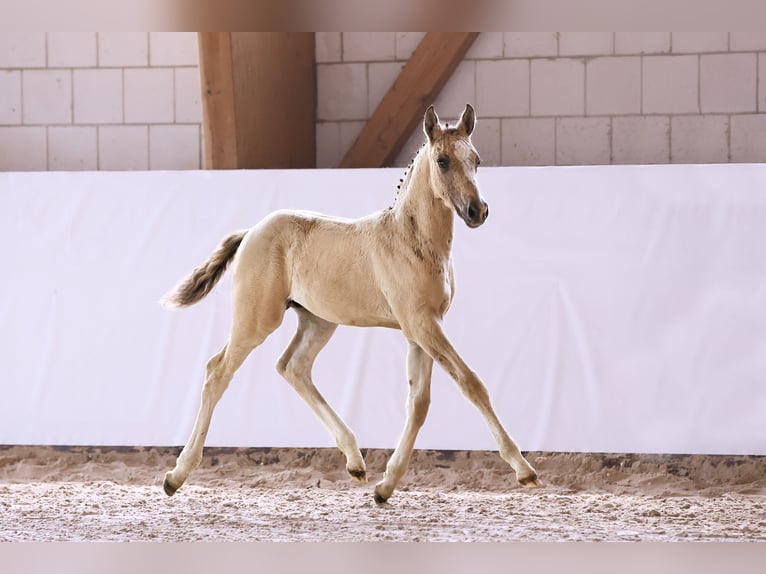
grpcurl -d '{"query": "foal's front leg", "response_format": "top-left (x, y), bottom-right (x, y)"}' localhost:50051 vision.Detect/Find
top-left (409, 320), bottom-right (542, 488)
top-left (374, 341), bottom-right (433, 503)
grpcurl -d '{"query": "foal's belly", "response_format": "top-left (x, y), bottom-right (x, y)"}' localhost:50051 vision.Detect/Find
top-left (290, 282), bottom-right (400, 329)
top-left (288, 255), bottom-right (400, 329)
top-left (279, 212), bottom-right (400, 329)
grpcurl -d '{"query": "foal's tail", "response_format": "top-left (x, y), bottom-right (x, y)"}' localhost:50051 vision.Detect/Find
top-left (161, 230), bottom-right (248, 308)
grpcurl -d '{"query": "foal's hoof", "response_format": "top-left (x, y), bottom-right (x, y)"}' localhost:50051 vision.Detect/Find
top-left (373, 483), bottom-right (390, 504)
top-left (348, 467), bottom-right (367, 483)
top-left (518, 473), bottom-right (544, 488)
top-left (163, 476), bottom-right (179, 497)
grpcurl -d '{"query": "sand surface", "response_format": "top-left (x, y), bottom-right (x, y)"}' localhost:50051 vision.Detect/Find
top-left (1, 445), bottom-right (764, 542)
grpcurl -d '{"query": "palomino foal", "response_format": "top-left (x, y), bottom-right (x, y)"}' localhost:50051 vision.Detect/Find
top-left (162, 104), bottom-right (541, 502)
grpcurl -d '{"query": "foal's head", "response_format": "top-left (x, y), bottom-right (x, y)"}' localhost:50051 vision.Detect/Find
top-left (423, 104), bottom-right (488, 228)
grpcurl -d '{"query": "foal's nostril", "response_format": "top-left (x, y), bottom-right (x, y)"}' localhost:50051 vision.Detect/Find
top-left (467, 202), bottom-right (479, 222)
top-left (481, 201), bottom-right (489, 222)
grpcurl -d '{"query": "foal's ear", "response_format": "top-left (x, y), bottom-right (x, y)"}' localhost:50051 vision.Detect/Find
top-left (423, 105), bottom-right (441, 143)
top-left (458, 104), bottom-right (476, 137)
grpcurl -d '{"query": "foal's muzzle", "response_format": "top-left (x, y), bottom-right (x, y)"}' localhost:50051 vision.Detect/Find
top-left (464, 200), bottom-right (489, 228)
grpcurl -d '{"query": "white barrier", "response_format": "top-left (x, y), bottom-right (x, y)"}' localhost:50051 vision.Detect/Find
top-left (2, 165), bottom-right (765, 455)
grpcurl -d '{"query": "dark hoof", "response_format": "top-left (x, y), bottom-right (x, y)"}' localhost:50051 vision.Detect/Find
top-left (373, 492), bottom-right (388, 504)
top-left (348, 468), bottom-right (367, 483)
top-left (518, 473), bottom-right (544, 488)
top-left (163, 477), bottom-right (179, 497)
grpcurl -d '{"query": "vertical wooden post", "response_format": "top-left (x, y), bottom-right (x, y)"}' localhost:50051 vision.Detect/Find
top-left (198, 33), bottom-right (316, 169)
top-left (198, 33), bottom-right (238, 169)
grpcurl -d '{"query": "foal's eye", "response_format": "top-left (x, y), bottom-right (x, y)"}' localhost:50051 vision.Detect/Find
top-left (437, 156), bottom-right (450, 171)
top-left (475, 157), bottom-right (481, 168)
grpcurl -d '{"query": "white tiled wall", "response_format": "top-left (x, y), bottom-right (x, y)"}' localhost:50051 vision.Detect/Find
top-left (316, 32), bottom-right (766, 167)
top-left (2, 32), bottom-right (765, 171)
top-left (0, 32), bottom-right (201, 171)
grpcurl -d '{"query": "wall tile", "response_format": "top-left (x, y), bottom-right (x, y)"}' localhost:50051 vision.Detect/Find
top-left (470, 117), bottom-right (500, 166)
top-left (315, 32), bottom-right (341, 63)
top-left (73, 69), bottom-right (122, 124)
top-left (671, 33), bottom-right (728, 53)
top-left (199, 122), bottom-right (206, 167)
top-left (0, 71), bottom-right (21, 124)
top-left (395, 32), bottom-right (425, 61)
top-left (614, 33), bottom-right (670, 55)
top-left (476, 59), bottom-right (528, 117)
top-left (612, 116), bottom-right (669, 164)
top-left (556, 117), bottom-right (611, 165)
top-left (150, 125), bottom-right (200, 170)
top-left (0, 33), bottom-right (46, 68)
top-left (643, 55), bottom-right (699, 114)
top-left (503, 33), bottom-right (557, 58)
top-left (501, 118), bottom-right (555, 166)
top-left (124, 68), bottom-right (174, 124)
top-left (700, 53), bottom-right (757, 113)
top-left (317, 64), bottom-right (367, 121)
top-left (47, 33), bottom-right (96, 68)
top-left (434, 61), bottom-right (476, 119)
top-left (393, 125), bottom-right (426, 167)
top-left (98, 33), bottom-right (148, 67)
top-left (760, 54), bottom-right (766, 112)
top-left (465, 33), bottom-right (503, 59)
top-left (531, 58), bottom-right (585, 116)
top-left (559, 33), bottom-right (613, 56)
top-left (343, 32), bottom-right (395, 62)
top-left (368, 62), bottom-right (404, 115)
top-left (730, 114), bottom-right (766, 163)
top-left (0, 127), bottom-right (46, 170)
top-left (23, 70), bottom-right (71, 125)
top-left (729, 33), bottom-right (766, 51)
top-left (339, 120), bottom-right (365, 164)
top-left (175, 67), bottom-right (202, 123)
top-left (150, 33), bottom-right (198, 66)
top-left (671, 116), bottom-right (728, 163)
top-left (48, 126), bottom-right (97, 170)
top-left (98, 125), bottom-right (148, 170)
top-left (586, 57), bottom-right (641, 115)
top-left (315, 121), bottom-right (340, 168)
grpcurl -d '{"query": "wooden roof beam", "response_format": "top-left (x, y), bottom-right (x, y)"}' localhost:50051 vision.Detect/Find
top-left (339, 32), bottom-right (479, 168)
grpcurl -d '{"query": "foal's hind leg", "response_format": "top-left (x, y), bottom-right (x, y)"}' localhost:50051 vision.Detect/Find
top-left (374, 341), bottom-right (433, 503)
top-left (276, 307), bottom-right (366, 482)
top-left (164, 289), bottom-right (286, 496)
top-left (163, 340), bottom-right (259, 495)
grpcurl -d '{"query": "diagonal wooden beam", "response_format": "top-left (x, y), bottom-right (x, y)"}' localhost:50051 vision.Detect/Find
top-left (339, 32), bottom-right (478, 168)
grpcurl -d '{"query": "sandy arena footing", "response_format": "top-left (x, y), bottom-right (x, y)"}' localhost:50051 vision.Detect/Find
top-left (1, 445), bottom-right (764, 541)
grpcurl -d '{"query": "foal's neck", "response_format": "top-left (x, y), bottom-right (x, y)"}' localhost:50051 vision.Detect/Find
top-left (390, 145), bottom-right (454, 255)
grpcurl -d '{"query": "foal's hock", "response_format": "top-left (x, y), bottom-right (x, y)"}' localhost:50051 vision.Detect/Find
top-left (162, 104), bottom-right (541, 503)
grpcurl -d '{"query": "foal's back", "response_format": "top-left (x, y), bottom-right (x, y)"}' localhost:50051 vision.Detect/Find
top-left (233, 208), bottom-right (401, 329)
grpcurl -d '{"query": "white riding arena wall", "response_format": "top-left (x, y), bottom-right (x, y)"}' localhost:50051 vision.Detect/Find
top-left (2, 164), bottom-right (765, 455)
